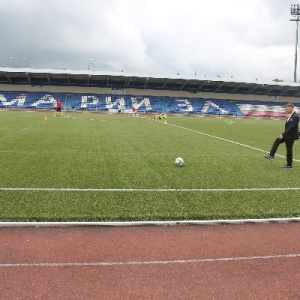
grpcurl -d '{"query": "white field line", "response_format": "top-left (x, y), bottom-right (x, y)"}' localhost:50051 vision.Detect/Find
top-left (1, 187), bottom-right (300, 192)
top-left (1, 253), bottom-right (300, 268)
top-left (0, 217), bottom-right (300, 227)
top-left (169, 123), bottom-right (300, 162)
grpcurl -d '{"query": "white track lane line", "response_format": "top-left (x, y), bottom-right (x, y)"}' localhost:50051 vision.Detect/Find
top-left (1, 253), bottom-right (300, 268)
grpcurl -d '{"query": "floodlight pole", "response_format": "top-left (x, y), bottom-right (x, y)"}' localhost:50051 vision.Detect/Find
top-left (290, 4), bottom-right (300, 82)
top-left (10, 56), bottom-right (26, 67)
top-left (188, 64), bottom-right (197, 76)
top-left (81, 57), bottom-right (101, 71)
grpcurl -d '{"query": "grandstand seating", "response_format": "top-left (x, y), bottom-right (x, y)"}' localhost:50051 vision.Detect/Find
top-left (236, 100), bottom-right (288, 118)
top-left (0, 90), bottom-right (294, 118)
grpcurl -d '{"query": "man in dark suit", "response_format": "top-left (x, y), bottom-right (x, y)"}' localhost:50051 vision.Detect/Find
top-left (264, 103), bottom-right (299, 168)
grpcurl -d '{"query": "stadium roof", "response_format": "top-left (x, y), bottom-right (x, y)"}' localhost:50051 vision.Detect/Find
top-left (1, 67), bottom-right (300, 97)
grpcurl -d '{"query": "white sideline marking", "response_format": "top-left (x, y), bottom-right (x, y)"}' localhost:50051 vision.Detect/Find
top-left (0, 217), bottom-right (300, 227)
top-left (170, 123), bottom-right (300, 163)
top-left (1, 253), bottom-right (300, 268)
top-left (1, 187), bottom-right (300, 192)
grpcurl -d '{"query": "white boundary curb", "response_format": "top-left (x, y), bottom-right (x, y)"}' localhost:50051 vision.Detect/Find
top-left (0, 217), bottom-right (300, 227)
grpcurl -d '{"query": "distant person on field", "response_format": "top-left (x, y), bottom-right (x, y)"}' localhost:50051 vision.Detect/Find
top-left (264, 103), bottom-right (299, 168)
top-left (71, 102), bottom-right (76, 113)
top-left (132, 106), bottom-right (137, 117)
top-left (56, 99), bottom-right (63, 116)
top-left (154, 112), bottom-right (163, 121)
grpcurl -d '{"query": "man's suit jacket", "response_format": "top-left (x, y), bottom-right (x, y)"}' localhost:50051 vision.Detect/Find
top-left (283, 111), bottom-right (299, 141)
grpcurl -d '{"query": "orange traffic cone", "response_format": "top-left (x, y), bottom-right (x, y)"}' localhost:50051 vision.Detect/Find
top-left (44, 115), bottom-right (48, 120)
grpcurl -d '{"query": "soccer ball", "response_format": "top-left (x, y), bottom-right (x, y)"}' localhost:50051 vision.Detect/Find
top-left (175, 157), bottom-right (184, 166)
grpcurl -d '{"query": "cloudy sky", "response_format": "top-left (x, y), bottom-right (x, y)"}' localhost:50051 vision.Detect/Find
top-left (0, 0), bottom-right (297, 82)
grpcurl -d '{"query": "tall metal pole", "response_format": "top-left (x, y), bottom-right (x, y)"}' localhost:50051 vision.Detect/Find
top-left (188, 64), bottom-right (197, 77)
top-left (295, 21), bottom-right (299, 82)
top-left (290, 4), bottom-right (300, 82)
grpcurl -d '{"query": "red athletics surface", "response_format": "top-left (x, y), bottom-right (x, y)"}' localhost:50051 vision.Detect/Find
top-left (0, 222), bottom-right (300, 299)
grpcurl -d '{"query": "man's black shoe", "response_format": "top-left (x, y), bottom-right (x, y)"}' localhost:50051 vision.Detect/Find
top-left (264, 154), bottom-right (274, 160)
top-left (282, 164), bottom-right (292, 168)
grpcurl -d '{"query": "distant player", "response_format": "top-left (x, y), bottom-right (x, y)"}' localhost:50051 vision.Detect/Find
top-left (132, 106), bottom-right (137, 117)
top-left (56, 99), bottom-right (63, 116)
top-left (71, 102), bottom-right (76, 113)
top-left (154, 113), bottom-right (162, 121)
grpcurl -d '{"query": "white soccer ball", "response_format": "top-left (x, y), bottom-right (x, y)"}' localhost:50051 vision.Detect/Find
top-left (175, 157), bottom-right (184, 166)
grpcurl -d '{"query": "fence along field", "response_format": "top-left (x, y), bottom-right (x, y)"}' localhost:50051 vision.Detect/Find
top-left (0, 110), bottom-right (300, 222)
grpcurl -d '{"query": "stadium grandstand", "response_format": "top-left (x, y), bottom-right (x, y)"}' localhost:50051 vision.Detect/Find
top-left (1, 67), bottom-right (300, 117)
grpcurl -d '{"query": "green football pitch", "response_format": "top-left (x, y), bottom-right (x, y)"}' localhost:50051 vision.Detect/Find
top-left (0, 110), bottom-right (299, 221)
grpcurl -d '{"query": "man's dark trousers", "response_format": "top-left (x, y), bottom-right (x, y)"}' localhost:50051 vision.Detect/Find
top-left (270, 137), bottom-right (294, 166)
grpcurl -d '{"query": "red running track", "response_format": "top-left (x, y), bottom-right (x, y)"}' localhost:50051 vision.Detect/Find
top-left (0, 222), bottom-right (300, 299)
